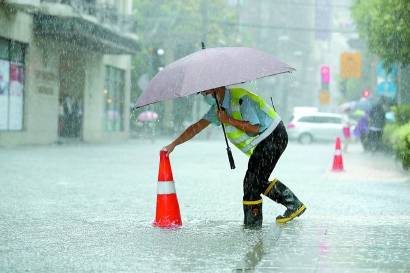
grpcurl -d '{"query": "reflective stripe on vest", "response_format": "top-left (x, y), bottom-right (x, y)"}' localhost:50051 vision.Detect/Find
top-left (224, 88), bottom-right (280, 156)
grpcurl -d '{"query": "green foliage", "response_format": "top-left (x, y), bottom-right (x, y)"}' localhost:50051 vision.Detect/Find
top-left (352, 0), bottom-right (410, 67)
top-left (132, 0), bottom-right (239, 131)
top-left (384, 106), bottom-right (410, 169)
top-left (383, 122), bottom-right (410, 169)
top-left (392, 104), bottom-right (410, 125)
top-left (383, 123), bottom-right (399, 147)
top-left (133, 0), bottom-right (239, 78)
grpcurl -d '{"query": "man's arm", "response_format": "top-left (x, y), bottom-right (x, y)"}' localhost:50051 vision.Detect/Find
top-left (162, 119), bottom-right (210, 155)
top-left (217, 110), bottom-right (260, 134)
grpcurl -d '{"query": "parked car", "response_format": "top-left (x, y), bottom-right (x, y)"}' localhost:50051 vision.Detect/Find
top-left (287, 112), bottom-right (346, 144)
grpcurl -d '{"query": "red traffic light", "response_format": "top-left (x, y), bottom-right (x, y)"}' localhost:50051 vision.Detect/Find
top-left (320, 66), bottom-right (330, 84)
top-left (362, 89), bottom-right (371, 97)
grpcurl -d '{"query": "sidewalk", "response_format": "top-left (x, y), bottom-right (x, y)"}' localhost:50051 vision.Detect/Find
top-left (326, 143), bottom-right (408, 183)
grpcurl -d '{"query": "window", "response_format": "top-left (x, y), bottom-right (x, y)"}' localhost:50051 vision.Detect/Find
top-left (313, 117), bottom-right (328, 123)
top-left (298, 116), bottom-right (317, 123)
top-left (104, 65), bottom-right (125, 132)
top-left (0, 38), bottom-right (25, 131)
top-left (319, 116), bottom-right (342, 124)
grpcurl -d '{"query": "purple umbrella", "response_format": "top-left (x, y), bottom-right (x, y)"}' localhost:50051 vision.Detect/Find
top-left (135, 46), bottom-right (294, 170)
top-left (135, 47), bottom-right (294, 108)
top-left (137, 111), bottom-right (158, 122)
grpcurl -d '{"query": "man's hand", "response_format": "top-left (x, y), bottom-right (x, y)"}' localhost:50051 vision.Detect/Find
top-left (162, 143), bottom-right (176, 156)
top-left (159, 119), bottom-right (210, 157)
top-left (218, 112), bottom-right (260, 134)
top-left (217, 110), bottom-right (231, 124)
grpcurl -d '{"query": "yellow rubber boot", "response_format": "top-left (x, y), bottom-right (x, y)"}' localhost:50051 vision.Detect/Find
top-left (276, 204), bottom-right (306, 224)
top-left (263, 179), bottom-right (306, 224)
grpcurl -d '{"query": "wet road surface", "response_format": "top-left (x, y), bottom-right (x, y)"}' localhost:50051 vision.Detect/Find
top-left (0, 139), bottom-right (409, 272)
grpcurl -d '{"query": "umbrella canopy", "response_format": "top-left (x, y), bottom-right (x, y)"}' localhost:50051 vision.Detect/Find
top-left (354, 97), bottom-right (377, 112)
top-left (137, 111), bottom-right (158, 122)
top-left (135, 47), bottom-right (294, 108)
top-left (339, 101), bottom-right (357, 112)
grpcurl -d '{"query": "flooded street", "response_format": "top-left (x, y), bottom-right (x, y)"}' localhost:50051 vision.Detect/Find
top-left (1, 0), bottom-right (410, 272)
top-left (1, 139), bottom-right (409, 272)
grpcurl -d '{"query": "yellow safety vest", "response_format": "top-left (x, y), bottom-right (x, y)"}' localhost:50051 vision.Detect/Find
top-left (224, 88), bottom-right (279, 156)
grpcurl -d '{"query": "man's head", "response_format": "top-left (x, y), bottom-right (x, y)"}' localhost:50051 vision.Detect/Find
top-left (200, 86), bottom-right (225, 96)
top-left (200, 86), bottom-right (225, 106)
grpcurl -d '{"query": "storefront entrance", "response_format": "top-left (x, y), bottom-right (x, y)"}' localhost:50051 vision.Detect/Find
top-left (58, 53), bottom-right (84, 139)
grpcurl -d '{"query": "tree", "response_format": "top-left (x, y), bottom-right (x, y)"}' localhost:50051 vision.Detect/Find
top-left (352, 0), bottom-right (410, 68)
top-left (132, 0), bottom-right (240, 133)
top-left (352, 0), bottom-right (410, 103)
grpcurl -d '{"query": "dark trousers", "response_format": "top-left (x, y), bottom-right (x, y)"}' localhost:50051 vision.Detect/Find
top-left (368, 129), bottom-right (383, 151)
top-left (243, 121), bottom-right (288, 201)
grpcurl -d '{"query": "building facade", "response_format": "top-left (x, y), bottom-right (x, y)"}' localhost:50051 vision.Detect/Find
top-left (0, 0), bottom-right (138, 145)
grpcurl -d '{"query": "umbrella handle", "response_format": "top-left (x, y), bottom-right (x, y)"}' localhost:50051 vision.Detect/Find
top-left (201, 42), bottom-right (235, 170)
top-left (227, 147), bottom-right (235, 169)
top-left (214, 94), bottom-right (235, 170)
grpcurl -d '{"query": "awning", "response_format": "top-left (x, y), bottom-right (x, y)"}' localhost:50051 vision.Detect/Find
top-left (33, 14), bottom-right (139, 55)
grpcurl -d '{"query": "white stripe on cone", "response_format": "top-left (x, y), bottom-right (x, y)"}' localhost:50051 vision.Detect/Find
top-left (335, 150), bottom-right (342, 156)
top-left (157, 181), bottom-right (176, 194)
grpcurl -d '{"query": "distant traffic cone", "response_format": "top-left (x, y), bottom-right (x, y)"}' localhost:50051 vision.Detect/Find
top-left (331, 137), bottom-right (344, 172)
top-left (153, 150), bottom-right (182, 228)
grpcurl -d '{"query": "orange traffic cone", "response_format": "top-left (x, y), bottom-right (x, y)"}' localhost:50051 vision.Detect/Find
top-left (331, 137), bottom-right (344, 172)
top-left (153, 150), bottom-right (182, 228)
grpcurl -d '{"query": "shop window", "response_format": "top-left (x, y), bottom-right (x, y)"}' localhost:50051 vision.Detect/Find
top-left (0, 37), bottom-right (25, 131)
top-left (104, 65), bottom-right (125, 132)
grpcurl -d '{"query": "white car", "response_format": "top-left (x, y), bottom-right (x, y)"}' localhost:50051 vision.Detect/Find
top-left (287, 112), bottom-right (346, 144)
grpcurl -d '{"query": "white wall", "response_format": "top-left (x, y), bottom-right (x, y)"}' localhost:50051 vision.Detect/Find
top-left (0, 6), bottom-right (134, 146)
top-left (0, 8), bottom-right (60, 146)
